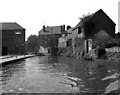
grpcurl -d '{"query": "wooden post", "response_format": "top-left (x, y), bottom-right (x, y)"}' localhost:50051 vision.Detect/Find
top-left (85, 40), bottom-right (89, 53)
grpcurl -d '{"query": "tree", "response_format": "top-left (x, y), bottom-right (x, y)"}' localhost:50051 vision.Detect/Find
top-left (79, 13), bottom-right (91, 21)
top-left (26, 35), bottom-right (39, 53)
top-left (79, 13), bottom-right (95, 39)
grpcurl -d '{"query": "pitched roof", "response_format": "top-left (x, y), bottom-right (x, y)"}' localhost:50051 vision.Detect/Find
top-left (0, 22), bottom-right (25, 30)
top-left (39, 26), bottom-right (63, 35)
top-left (66, 27), bottom-right (74, 33)
top-left (73, 9), bottom-right (115, 31)
top-left (115, 32), bottom-right (120, 38)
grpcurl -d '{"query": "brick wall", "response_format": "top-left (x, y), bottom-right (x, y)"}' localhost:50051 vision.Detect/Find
top-left (2, 29), bottom-right (25, 55)
top-left (39, 34), bottom-right (61, 48)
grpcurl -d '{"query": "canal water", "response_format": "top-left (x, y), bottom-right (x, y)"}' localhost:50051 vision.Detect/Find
top-left (1, 56), bottom-right (120, 93)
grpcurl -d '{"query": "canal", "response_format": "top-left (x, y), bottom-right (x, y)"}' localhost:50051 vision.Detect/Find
top-left (1, 56), bottom-right (120, 93)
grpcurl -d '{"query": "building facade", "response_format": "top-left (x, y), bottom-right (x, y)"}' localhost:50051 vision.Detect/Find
top-left (58, 27), bottom-right (73, 48)
top-left (38, 25), bottom-right (65, 48)
top-left (73, 9), bottom-right (116, 54)
top-left (1, 23), bottom-right (25, 55)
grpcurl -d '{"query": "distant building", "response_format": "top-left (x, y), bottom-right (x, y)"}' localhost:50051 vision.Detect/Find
top-left (0, 22), bottom-right (25, 55)
top-left (73, 9), bottom-right (116, 53)
top-left (58, 34), bottom-right (67, 48)
top-left (58, 26), bottom-right (73, 48)
top-left (38, 25), bottom-right (65, 48)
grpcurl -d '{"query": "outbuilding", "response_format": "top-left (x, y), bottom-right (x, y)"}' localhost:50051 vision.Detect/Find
top-left (0, 22), bottom-right (26, 55)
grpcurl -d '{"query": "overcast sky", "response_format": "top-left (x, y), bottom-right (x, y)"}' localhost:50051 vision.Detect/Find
top-left (0, 0), bottom-right (119, 40)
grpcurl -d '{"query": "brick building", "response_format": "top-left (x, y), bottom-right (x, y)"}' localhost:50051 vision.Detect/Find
top-left (38, 25), bottom-right (65, 48)
top-left (0, 22), bottom-right (25, 55)
top-left (58, 27), bottom-right (73, 48)
top-left (73, 9), bottom-right (116, 53)
top-left (38, 25), bottom-right (66, 55)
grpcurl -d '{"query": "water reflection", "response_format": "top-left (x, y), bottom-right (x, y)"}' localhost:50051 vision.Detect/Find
top-left (80, 64), bottom-right (109, 93)
top-left (1, 56), bottom-right (119, 93)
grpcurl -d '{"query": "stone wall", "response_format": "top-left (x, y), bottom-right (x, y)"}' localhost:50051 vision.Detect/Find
top-left (73, 37), bottom-right (85, 58)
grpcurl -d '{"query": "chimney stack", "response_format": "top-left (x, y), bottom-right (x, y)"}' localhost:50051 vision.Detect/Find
top-left (63, 25), bottom-right (65, 32)
top-left (67, 25), bottom-right (71, 30)
top-left (61, 25), bottom-right (65, 33)
top-left (43, 25), bottom-right (45, 32)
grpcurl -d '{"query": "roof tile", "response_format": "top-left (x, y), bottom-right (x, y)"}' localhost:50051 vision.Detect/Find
top-left (0, 22), bottom-right (25, 30)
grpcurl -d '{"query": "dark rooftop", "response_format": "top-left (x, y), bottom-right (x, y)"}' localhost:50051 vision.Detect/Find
top-left (0, 22), bottom-right (25, 30)
top-left (73, 9), bottom-right (116, 31)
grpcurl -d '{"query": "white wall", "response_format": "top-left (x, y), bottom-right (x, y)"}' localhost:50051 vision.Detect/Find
top-left (58, 37), bottom-right (66, 48)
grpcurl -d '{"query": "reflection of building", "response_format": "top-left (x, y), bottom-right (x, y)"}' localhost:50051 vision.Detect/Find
top-left (1, 23), bottom-right (25, 55)
top-left (73, 9), bottom-right (116, 54)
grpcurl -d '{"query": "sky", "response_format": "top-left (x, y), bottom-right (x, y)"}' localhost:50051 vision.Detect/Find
top-left (0, 0), bottom-right (119, 40)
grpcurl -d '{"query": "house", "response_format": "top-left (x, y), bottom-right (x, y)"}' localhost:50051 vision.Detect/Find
top-left (58, 34), bottom-right (67, 48)
top-left (38, 25), bottom-right (65, 47)
top-left (73, 9), bottom-right (116, 54)
top-left (58, 26), bottom-right (73, 48)
top-left (38, 25), bottom-right (66, 55)
top-left (0, 22), bottom-right (26, 56)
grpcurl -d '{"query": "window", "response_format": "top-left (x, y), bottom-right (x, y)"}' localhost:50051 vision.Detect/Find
top-left (78, 27), bottom-right (81, 34)
top-left (15, 32), bottom-right (22, 35)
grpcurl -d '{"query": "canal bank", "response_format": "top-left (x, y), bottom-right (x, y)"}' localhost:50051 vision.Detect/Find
top-left (0, 55), bottom-right (35, 65)
top-left (57, 46), bottom-right (120, 94)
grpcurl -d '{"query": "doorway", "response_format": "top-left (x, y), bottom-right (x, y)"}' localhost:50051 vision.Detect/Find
top-left (2, 47), bottom-right (8, 55)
